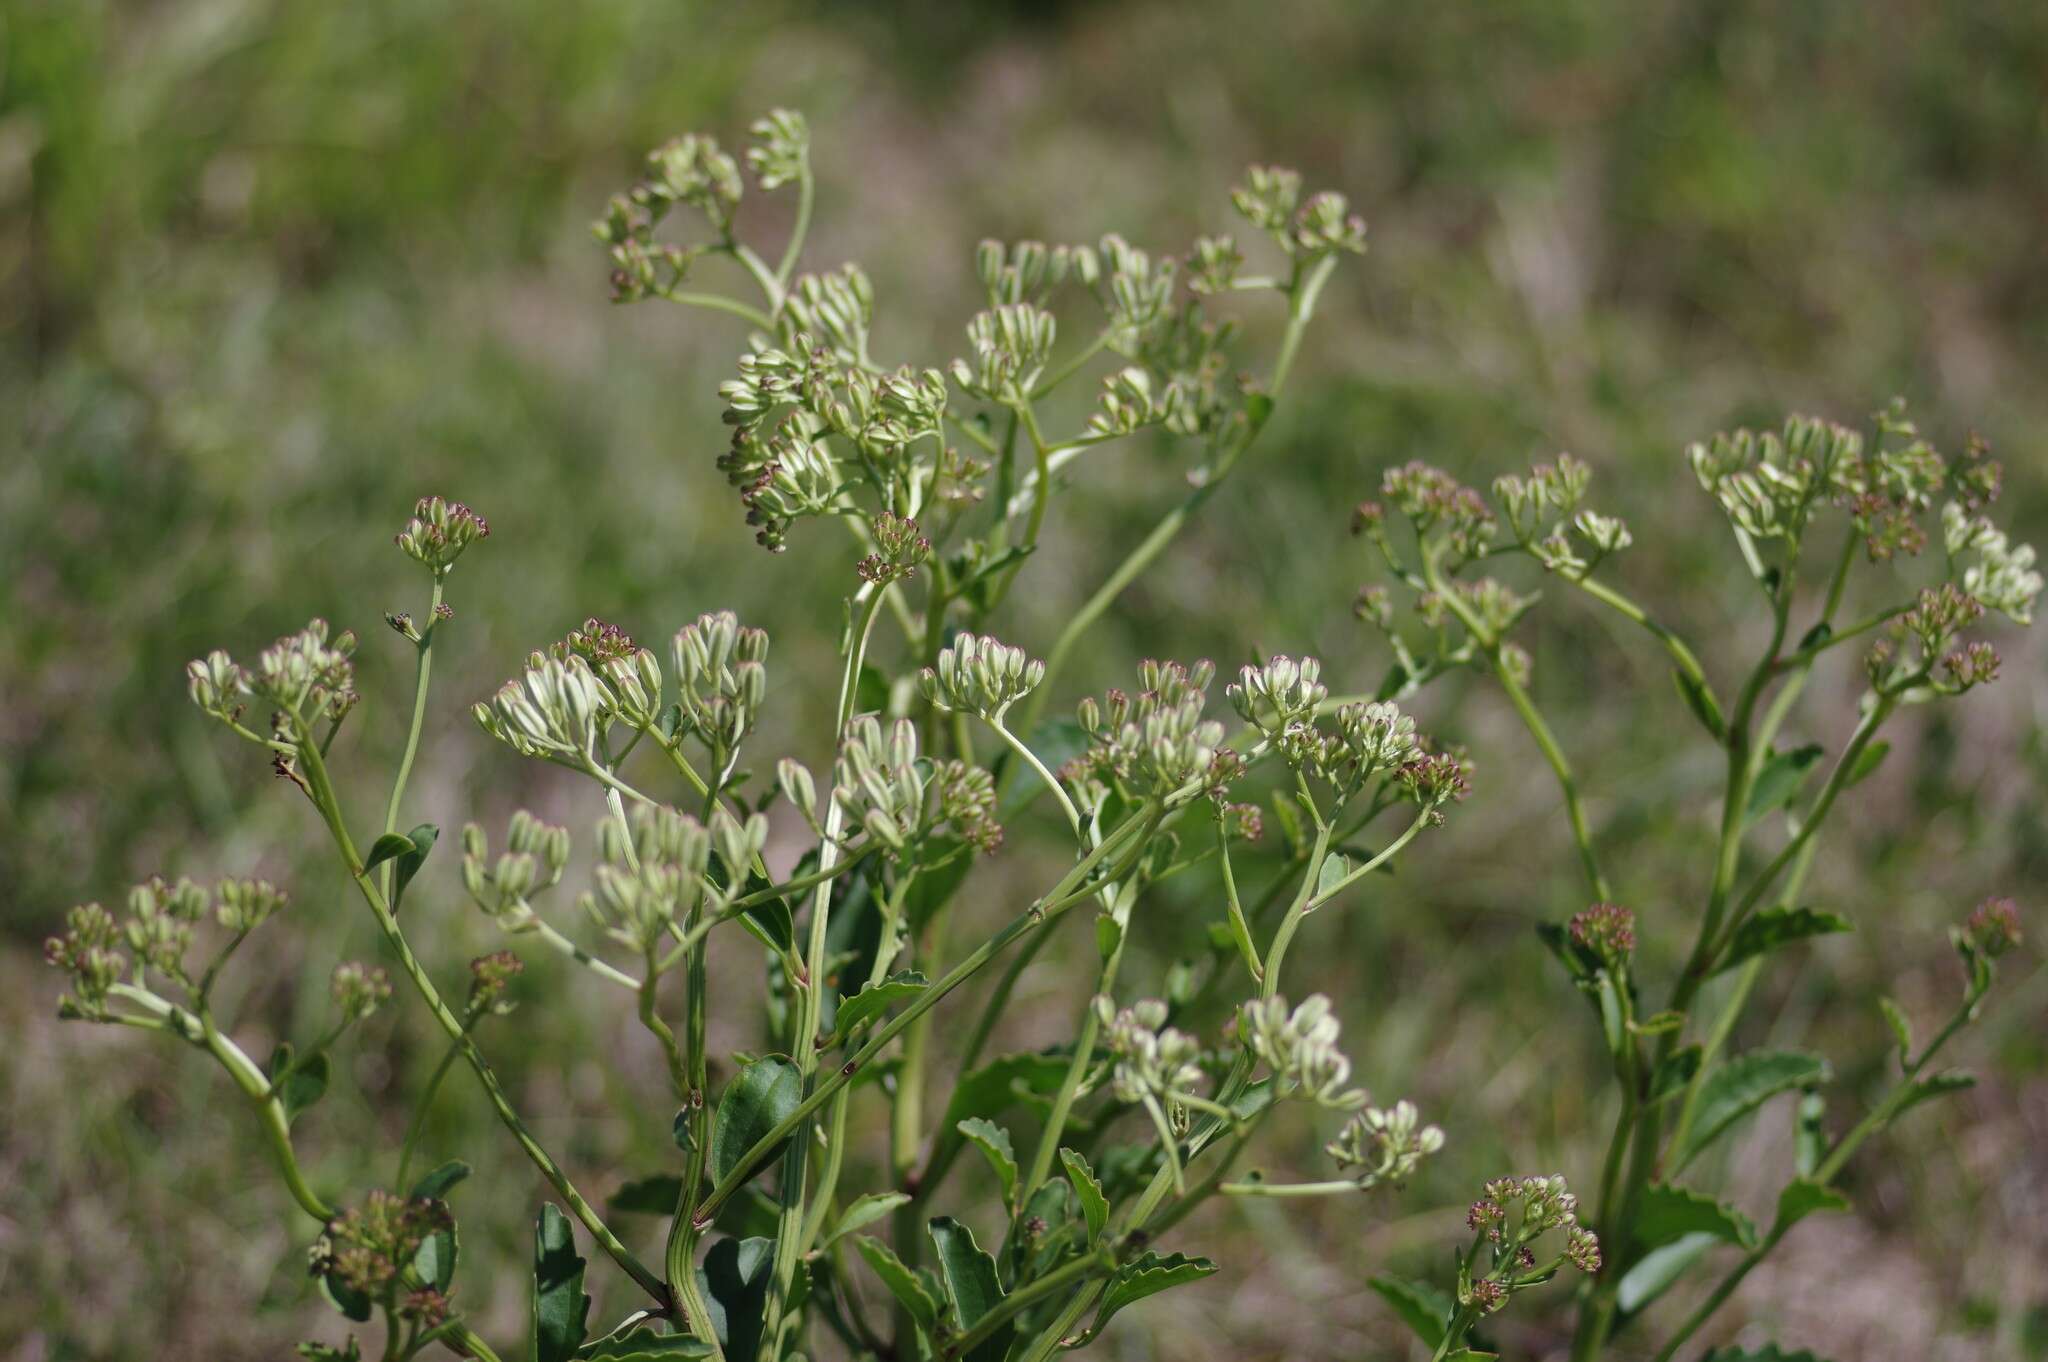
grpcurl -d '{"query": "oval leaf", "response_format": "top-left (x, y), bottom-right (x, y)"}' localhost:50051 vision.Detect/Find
top-left (699, 1235), bottom-right (776, 1362)
top-left (928, 1216), bottom-right (1006, 1332)
top-left (1366, 1275), bottom-right (1451, 1349)
top-left (1715, 907), bottom-right (1853, 975)
top-left (1743, 744), bottom-right (1824, 825)
top-left (1636, 1182), bottom-right (1757, 1250)
top-left (393, 822), bottom-right (439, 909)
top-left (277, 1050), bottom-right (331, 1125)
top-left (1773, 1178), bottom-right (1849, 1231)
top-left (1060, 1148), bottom-right (1109, 1244)
top-left (956, 1118), bottom-right (1019, 1207)
top-left (409, 1159), bottom-right (470, 1200)
top-left (532, 1203), bottom-right (590, 1362)
top-left (1091, 1252), bottom-right (1218, 1336)
top-left (1617, 1232), bottom-right (1717, 1316)
top-left (831, 971), bottom-right (928, 1045)
top-left (712, 1057), bottom-right (800, 1188)
top-left (609, 1174), bottom-right (684, 1216)
top-left (825, 1192), bottom-right (911, 1249)
top-left (1673, 1050), bottom-right (1830, 1173)
top-left (854, 1235), bottom-right (938, 1336)
top-left (363, 832), bottom-right (417, 873)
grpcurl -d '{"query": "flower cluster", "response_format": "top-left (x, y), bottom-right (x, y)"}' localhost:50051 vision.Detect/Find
top-left (1228, 164), bottom-right (1368, 260)
top-left (1326, 1100), bottom-right (1445, 1189)
top-left (394, 496), bottom-right (490, 575)
top-left (581, 804), bottom-right (720, 952)
top-left (921, 632), bottom-right (1045, 720)
top-left (1072, 660), bottom-right (1229, 799)
top-left (1226, 654), bottom-right (1328, 737)
top-left (188, 619), bottom-right (359, 736)
top-left (1094, 997), bottom-right (1206, 1107)
top-left (460, 811), bottom-right (571, 931)
top-left (1569, 903), bottom-right (1636, 964)
top-left (1457, 1174), bottom-right (1600, 1316)
top-left (330, 961), bottom-right (392, 1022)
top-left (310, 1191), bottom-right (454, 1312)
top-left (832, 717), bottom-right (930, 856)
top-left (1239, 994), bottom-right (1366, 1110)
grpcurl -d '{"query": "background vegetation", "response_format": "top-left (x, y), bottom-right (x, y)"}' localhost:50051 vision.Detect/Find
top-left (4, 1), bottom-right (2043, 1357)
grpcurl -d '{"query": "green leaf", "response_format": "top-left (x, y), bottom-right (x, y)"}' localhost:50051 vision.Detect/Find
top-left (928, 1216), bottom-right (1006, 1332)
top-left (1878, 997), bottom-right (1912, 1063)
top-left (1773, 1179), bottom-right (1848, 1231)
top-left (1001, 719), bottom-right (1089, 815)
top-left (831, 971), bottom-right (928, 1045)
top-left (409, 1160), bottom-right (470, 1200)
top-left (319, 1269), bottom-right (373, 1322)
top-left (1616, 1232), bottom-right (1717, 1315)
top-left (1636, 1182), bottom-right (1757, 1250)
top-left (1702, 1344), bottom-right (1832, 1361)
top-left (942, 1052), bottom-right (1071, 1129)
top-left (1890, 1069), bottom-right (1975, 1122)
top-left (712, 1056), bottom-right (800, 1188)
top-left (414, 1209), bottom-right (459, 1292)
top-left (1673, 668), bottom-right (1726, 739)
top-left (532, 1204), bottom-right (591, 1362)
top-left (609, 1174), bottom-right (684, 1215)
top-left (1843, 739), bottom-right (1891, 788)
top-left (1715, 908), bottom-right (1853, 974)
top-left (956, 1118), bottom-right (1019, 1207)
top-left (392, 822), bottom-right (438, 909)
top-left (854, 1235), bottom-right (938, 1334)
top-left (699, 1236), bottom-right (775, 1362)
top-left (673, 1107), bottom-right (696, 1153)
top-left (1744, 744), bottom-right (1824, 824)
top-left (1091, 1252), bottom-right (1218, 1335)
top-left (1060, 1148), bottom-right (1109, 1244)
top-left (855, 662), bottom-right (892, 718)
top-left (1673, 1050), bottom-right (1831, 1172)
top-left (1094, 912), bottom-right (1123, 962)
top-left (824, 1192), bottom-right (910, 1248)
top-left (363, 831), bottom-right (416, 873)
top-left (277, 1050), bottom-right (331, 1125)
top-left (1314, 851), bottom-right (1350, 901)
top-left (1366, 1275), bottom-right (1451, 1348)
top-left (1649, 1045), bottom-right (1703, 1104)
top-left (576, 1330), bottom-right (716, 1358)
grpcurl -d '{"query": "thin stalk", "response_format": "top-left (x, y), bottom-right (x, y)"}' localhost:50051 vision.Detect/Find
top-left (291, 731), bottom-right (668, 1305)
top-left (660, 287), bottom-right (775, 330)
top-left (775, 167), bottom-right (814, 285)
top-left (397, 1026), bottom-right (470, 1193)
top-left (944, 1250), bottom-right (1115, 1359)
top-left (379, 577), bottom-right (444, 901)
top-left (762, 587), bottom-right (888, 1343)
top-left (692, 805), bottom-right (1163, 1226)
top-left (112, 984), bottom-right (334, 1222)
top-left (1004, 256), bottom-right (1335, 761)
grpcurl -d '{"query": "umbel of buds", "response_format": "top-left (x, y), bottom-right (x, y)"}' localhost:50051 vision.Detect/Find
top-left (1094, 996), bottom-right (1206, 1107)
top-left (1455, 1174), bottom-right (1599, 1320)
top-left (394, 496), bottom-right (490, 575)
top-left (1226, 654), bottom-right (1328, 736)
top-left (921, 633), bottom-right (1045, 720)
top-left (1239, 994), bottom-right (1367, 1110)
top-left (1326, 1100), bottom-right (1445, 1189)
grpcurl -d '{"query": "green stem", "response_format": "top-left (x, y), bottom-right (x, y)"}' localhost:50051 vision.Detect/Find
top-left (660, 287), bottom-right (775, 330)
top-left (291, 730), bottom-right (668, 1305)
top-left (776, 167), bottom-right (814, 286)
top-left (763, 587), bottom-right (888, 1344)
top-left (379, 577), bottom-right (444, 901)
top-left (692, 804), bottom-right (1164, 1227)
top-left (945, 1250), bottom-right (1114, 1359)
top-left (396, 1025), bottom-right (470, 1193)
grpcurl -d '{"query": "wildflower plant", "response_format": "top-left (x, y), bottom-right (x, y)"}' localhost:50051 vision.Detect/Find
top-left (1351, 401), bottom-right (2034, 1359)
top-left (47, 114), bottom-right (1463, 1362)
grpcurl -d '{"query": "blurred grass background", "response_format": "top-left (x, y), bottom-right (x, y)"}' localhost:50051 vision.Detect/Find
top-left (4, 0), bottom-right (2046, 1357)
